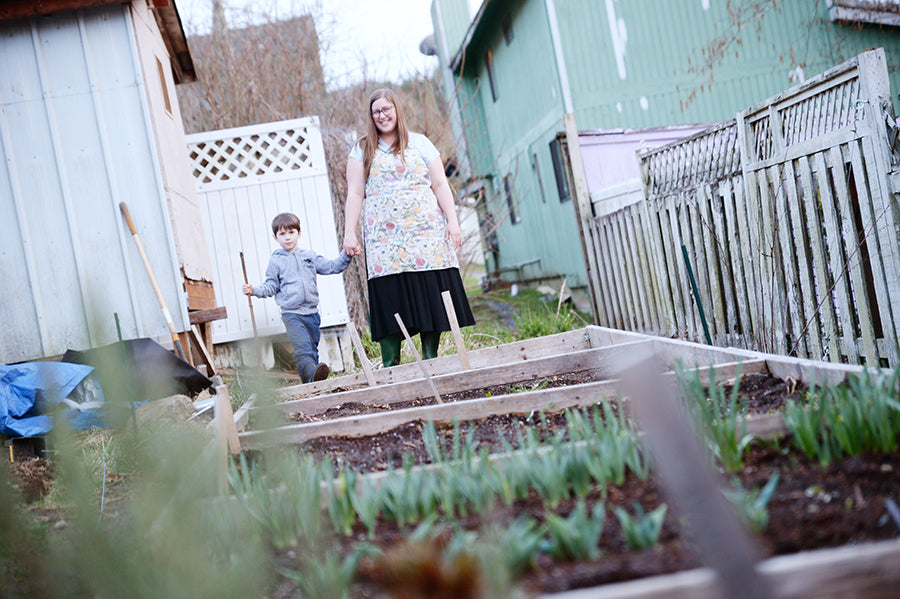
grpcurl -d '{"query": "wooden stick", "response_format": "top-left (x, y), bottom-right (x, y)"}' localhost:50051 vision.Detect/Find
top-left (119, 201), bottom-right (186, 360)
top-left (214, 384), bottom-right (242, 455)
top-left (393, 313), bottom-right (443, 404)
top-left (239, 251), bottom-right (263, 380)
top-left (441, 290), bottom-right (470, 370)
top-left (346, 323), bottom-right (376, 386)
top-left (189, 325), bottom-right (217, 376)
top-left (618, 351), bottom-right (775, 599)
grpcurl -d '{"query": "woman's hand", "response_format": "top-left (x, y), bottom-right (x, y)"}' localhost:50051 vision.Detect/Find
top-left (343, 231), bottom-right (362, 256)
top-left (447, 222), bottom-right (462, 250)
top-left (241, 284), bottom-right (253, 295)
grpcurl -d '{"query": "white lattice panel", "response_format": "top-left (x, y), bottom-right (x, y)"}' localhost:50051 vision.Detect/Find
top-left (187, 117), bottom-right (326, 192)
top-left (639, 121), bottom-right (740, 197)
top-left (186, 117), bottom-right (349, 346)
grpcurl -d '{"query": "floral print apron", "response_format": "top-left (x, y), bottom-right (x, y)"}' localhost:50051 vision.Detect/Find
top-left (363, 145), bottom-right (458, 279)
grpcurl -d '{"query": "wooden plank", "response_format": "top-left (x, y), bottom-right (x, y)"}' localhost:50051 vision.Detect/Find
top-left (816, 150), bottom-right (856, 362)
top-left (851, 139), bottom-right (894, 363)
top-left (274, 328), bottom-right (594, 396)
top-left (394, 313), bottom-right (443, 404)
top-left (620, 353), bottom-right (775, 599)
top-left (241, 361), bottom-right (766, 449)
top-left (273, 342), bottom-right (654, 415)
top-left (859, 135), bottom-right (900, 358)
top-left (591, 219), bottom-right (618, 328)
top-left (699, 185), bottom-right (727, 342)
top-left (798, 154), bottom-right (841, 362)
top-left (190, 325), bottom-right (217, 376)
top-left (185, 280), bottom-right (217, 311)
top-left (783, 158), bottom-right (820, 358)
top-left (540, 538), bottom-right (900, 599)
top-left (233, 394), bottom-right (256, 432)
top-left (629, 203), bottom-right (656, 330)
top-left (678, 194), bottom-right (703, 341)
top-left (832, 144), bottom-right (877, 363)
top-left (638, 200), bottom-right (667, 334)
top-left (770, 162), bottom-right (807, 357)
top-left (214, 385), bottom-right (241, 454)
top-left (739, 170), bottom-right (766, 347)
top-left (441, 290), bottom-right (470, 370)
top-left (758, 166), bottom-right (789, 354)
top-left (621, 208), bottom-right (650, 329)
top-left (663, 196), bottom-right (690, 337)
top-left (606, 213), bottom-right (633, 329)
top-left (345, 323), bottom-right (376, 386)
top-left (189, 306), bottom-right (228, 325)
top-left (709, 182), bottom-right (738, 342)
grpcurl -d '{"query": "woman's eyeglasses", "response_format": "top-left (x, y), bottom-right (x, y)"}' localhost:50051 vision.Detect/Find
top-left (371, 105), bottom-right (395, 118)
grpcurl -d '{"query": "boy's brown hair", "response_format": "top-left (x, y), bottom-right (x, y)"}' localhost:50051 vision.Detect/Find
top-left (271, 212), bottom-right (301, 235)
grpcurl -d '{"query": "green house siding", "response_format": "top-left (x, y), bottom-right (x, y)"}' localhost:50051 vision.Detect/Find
top-left (557, 0), bottom-right (900, 129)
top-left (435, 0), bottom-right (900, 300)
top-left (454, 0), bottom-right (587, 287)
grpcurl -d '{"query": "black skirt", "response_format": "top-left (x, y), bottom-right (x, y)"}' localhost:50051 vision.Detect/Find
top-left (368, 268), bottom-right (476, 341)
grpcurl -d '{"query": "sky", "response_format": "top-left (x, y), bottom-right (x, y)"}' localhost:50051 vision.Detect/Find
top-left (178, 0), bottom-right (484, 87)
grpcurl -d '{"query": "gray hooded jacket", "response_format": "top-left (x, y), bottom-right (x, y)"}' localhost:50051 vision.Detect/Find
top-left (252, 248), bottom-right (351, 315)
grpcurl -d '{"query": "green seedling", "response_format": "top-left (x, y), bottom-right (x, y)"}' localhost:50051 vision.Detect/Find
top-left (614, 503), bottom-right (668, 551)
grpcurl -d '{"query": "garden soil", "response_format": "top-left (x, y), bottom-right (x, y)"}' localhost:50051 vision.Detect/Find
top-left (283, 371), bottom-right (900, 596)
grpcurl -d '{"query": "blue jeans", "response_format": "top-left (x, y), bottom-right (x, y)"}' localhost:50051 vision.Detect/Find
top-left (282, 312), bottom-right (320, 378)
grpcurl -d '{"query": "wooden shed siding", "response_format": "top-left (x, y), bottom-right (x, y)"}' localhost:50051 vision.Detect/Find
top-left (0, 4), bottom-right (188, 363)
top-left (130, 0), bottom-right (213, 285)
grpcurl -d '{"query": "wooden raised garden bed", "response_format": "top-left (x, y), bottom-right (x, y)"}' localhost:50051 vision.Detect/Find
top-left (226, 326), bottom-right (900, 598)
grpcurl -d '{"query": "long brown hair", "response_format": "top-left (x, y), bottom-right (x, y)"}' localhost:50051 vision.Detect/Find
top-left (360, 88), bottom-right (409, 180)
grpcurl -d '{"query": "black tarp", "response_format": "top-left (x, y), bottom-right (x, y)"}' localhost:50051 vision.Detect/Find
top-left (62, 338), bottom-right (212, 407)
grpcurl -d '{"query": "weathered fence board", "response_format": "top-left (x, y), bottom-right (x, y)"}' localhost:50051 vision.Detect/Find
top-left (586, 49), bottom-right (899, 365)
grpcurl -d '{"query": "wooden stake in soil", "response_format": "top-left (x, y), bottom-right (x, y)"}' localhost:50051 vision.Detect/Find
top-left (214, 384), bottom-right (242, 455)
top-left (240, 251), bottom-right (263, 381)
top-left (346, 323), bottom-right (376, 386)
top-left (618, 351), bottom-right (774, 599)
top-left (441, 290), bottom-right (470, 370)
top-left (393, 313), bottom-right (443, 404)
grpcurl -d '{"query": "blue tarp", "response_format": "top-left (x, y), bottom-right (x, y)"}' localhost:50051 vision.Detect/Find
top-left (0, 362), bottom-right (97, 437)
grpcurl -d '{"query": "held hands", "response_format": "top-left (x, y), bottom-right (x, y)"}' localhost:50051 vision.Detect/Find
top-left (343, 231), bottom-right (363, 256)
top-left (241, 284), bottom-right (253, 295)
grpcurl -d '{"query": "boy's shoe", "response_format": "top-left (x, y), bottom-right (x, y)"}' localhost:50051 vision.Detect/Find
top-left (313, 363), bottom-right (330, 381)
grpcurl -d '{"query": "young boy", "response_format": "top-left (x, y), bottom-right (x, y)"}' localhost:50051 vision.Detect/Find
top-left (242, 212), bottom-right (351, 383)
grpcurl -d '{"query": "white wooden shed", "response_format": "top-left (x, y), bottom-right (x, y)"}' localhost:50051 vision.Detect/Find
top-left (0, 0), bottom-right (216, 364)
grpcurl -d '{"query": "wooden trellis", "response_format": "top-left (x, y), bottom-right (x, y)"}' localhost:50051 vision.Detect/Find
top-left (585, 49), bottom-right (900, 366)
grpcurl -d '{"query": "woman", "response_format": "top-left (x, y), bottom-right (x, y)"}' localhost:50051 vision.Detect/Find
top-left (343, 88), bottom-right (475, 367)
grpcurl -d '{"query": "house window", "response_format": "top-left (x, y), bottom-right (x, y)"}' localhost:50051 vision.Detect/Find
top-left (502, 14), bottom-right (514, 45)
top-left (156, 56), bottom-right (173, 116)
top-left (504, 174), bottom-right (520, 224)
top-left (485, 49), bottom-right (499, 102)
top-left (532, 152), bottom-right (547, 203)
top-left (549, 138), bottom-right (571, 202)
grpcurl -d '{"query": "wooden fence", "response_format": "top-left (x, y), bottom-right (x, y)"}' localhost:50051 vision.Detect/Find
top-left (585, 49), bottom-right (900, 366)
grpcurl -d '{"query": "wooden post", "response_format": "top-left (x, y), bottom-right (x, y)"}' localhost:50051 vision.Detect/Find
top-left (393, 313), bottom-right (443, 404)
top-left (441, 290), bottom-right (470, 370)
top-left (618, 351), bottom-right (775, 599)
top-left (214, 384), bottom-right (242, 455)
top-left (189, 325), bottom-right (217, 377)
top-left (346, 323), bottom-right (376, 387)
